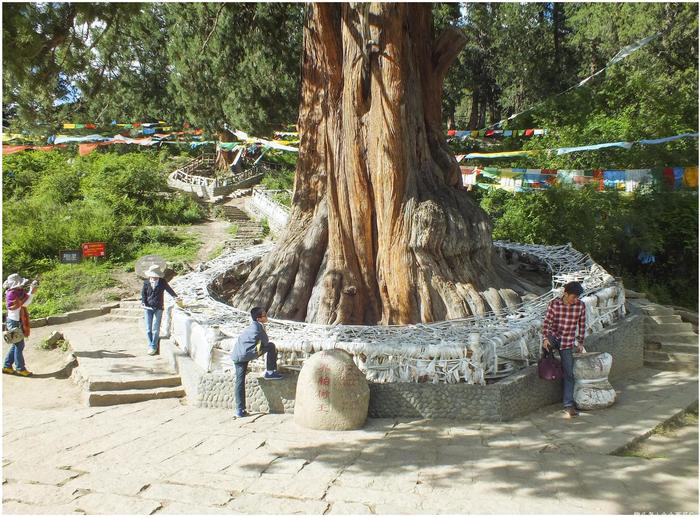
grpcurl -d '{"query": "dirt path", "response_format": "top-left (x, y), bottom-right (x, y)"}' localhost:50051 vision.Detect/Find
top-left (178, 218), bottom-right (233, 264)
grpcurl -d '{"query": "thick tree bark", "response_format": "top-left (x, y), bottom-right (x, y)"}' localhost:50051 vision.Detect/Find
top-left (215, 129), bottom-right (236, 171)
top-left (232, 3), bottom-right (532, 325)
top-left (467, 89), bottom-right (480, 130)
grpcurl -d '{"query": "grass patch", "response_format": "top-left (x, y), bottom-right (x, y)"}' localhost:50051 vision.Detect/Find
top-left (129, 231), bottom-right (201, 265)
top-left (207, 243), bottom-right (225, 261)
top-left (654, 405), bottom-right (698, 436)
top-left (261, 218), bottom-right (270, 237)
top-left (614, 404), bottom-right (698, 459)
top-left (13, 228), bottom-right (202, 319)
top-left (37, 337), bottom-right (71, 352)
top-left (272, 191), bottom-right (292, 207)
top-left (228, 223), bottom-right (239, 237)
top-left (28, 262), bottom-right (117, 318)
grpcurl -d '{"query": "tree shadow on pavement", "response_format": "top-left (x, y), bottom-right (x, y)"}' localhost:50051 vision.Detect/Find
top-left (230, 415), bottom-right (697, 514)
top-left (73, 350), bottom-right (135, 359)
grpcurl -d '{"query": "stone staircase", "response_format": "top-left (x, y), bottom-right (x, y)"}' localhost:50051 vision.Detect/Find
top-left (628, 296), bottom-right (699, 373)
top-left (64, 315), bottom-right (187, 407)
top-left (73, 367), bottom-right (186, 407)
top-left (220, 202), bottom-right (264, 248)
top-left (105, 299), bottom-right (143, 322)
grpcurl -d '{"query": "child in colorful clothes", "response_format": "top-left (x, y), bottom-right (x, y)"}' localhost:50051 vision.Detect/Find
top-left (542, 281), bottom-right (586, 418)
top-left (3, 273), bottom-right (38, 376)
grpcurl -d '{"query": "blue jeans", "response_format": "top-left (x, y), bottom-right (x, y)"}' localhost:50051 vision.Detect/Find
top-left (547, 334), bottom-right (575, 408)
top-left (560, 348), bottom-right (575, 408)
top-left (234, 342), bottom-right (277, 412)
top-left (144, 308), bottom-right (163, 352)
top-left (4, 319), bottom-right (26, 371)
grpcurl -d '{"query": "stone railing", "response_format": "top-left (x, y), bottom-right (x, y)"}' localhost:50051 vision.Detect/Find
top-left (169, 240), bottom-right (626, 385)
top-left (247, 188), bottom-right (291, 232)
top-left (167, 155), bottom-right (268, 199)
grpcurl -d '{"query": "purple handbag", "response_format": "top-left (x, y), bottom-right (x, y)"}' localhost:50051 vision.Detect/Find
top-left (538, 348), bottom-right (563, 381)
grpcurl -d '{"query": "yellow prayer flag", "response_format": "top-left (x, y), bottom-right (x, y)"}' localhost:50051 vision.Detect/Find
top-left (683, 167), bottom-right (698, 188)
top-left (63, 123), bottom-right (76, 129)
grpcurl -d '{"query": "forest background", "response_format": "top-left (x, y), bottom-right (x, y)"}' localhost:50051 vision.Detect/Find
top-left (2, 2), bottom-right (698, 315)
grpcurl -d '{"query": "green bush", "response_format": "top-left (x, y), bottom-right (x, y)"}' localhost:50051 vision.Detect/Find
top-left (2, 150), bottom-right (205, 277)
top-left (480, 186), bottom-right (698, 309)
top-left (27, 261), bottom-right (117, 318)
top-left (261, 166), bottom-right (295, 191)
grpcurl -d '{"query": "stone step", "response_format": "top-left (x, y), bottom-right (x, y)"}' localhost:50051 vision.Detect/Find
top-left (104, 314), bottom-right (143, 322)
top-left (649, 315), bottom-right (683, 324)
top-left (85, 375), bottom-right (183, 392)
top-left (110, 308), bottom-right (144, 317)
top-left (645, 350), bottom-right (700, 364)
top-left (643, 359), bottom-right (699, 373)
top-left (646, 333), bottom-right (699, 345)
top-left (624, 288), bottom-right (646, 299)
top-left (645, 342), bottom-right (699, 354)
top-left (83, 386), bottom-right (186, 407)
top-left (639, 305), bottom-right (675, 316)
top-left (119, 299), bottom-right (142, 308)
top-left (644, 322), bottom-right (696, 333)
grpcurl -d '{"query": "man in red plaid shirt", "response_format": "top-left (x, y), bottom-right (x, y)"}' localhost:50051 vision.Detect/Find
top-left (542, 281), bottom-right (586, 417)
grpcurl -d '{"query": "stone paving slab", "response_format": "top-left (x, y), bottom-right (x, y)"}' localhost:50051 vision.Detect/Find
top-left (2, 314), bottom-right (698, 515)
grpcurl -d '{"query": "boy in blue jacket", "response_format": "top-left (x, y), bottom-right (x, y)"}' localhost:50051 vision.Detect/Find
top-left (231, 307), bottom-right (283, 417)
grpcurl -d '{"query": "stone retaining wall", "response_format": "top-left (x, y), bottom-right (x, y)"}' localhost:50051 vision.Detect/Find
top-left (29, 303), bottom-right (120, 328)
top-left (179, 313), bottom-right (642, 420)
top-left (246, 189), bottom-right (290, 234)
top-left (197, 370), bottom-right (299, 413)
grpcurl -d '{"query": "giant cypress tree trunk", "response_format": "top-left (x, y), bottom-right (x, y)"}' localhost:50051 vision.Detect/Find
top-left (233, 3), bottom-right (530, 325)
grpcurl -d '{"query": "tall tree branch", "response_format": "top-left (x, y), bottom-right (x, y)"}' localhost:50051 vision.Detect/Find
top-left (200, 4), bottom-right (226, 53)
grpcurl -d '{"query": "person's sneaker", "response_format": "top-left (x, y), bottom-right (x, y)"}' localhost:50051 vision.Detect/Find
top-left (563, 406), bottom-right (579, 418)
top-left (147, 349), bottom-right (157, 356)
top-left (235, 409), bottom-right (248, 418)
top-left (15, 369), bottom-right (33, 377)
top-left (2, 367), bottom-right (14, 375)
top-left (264, 371), bottom-right (283, 380)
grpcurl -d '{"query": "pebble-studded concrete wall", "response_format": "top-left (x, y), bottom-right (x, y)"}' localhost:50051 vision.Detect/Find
top-left (194, 315), bottom-right (642, 421)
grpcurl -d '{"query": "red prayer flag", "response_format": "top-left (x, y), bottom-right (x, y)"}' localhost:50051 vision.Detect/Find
top-left (2, 145), bottom-right (30, 154)
top-left (79, 143), bottom-right (100, 156)
top-left (524, 129), bottom-right (534, 136)
top-left (662, 167), bottom-right (675, 186)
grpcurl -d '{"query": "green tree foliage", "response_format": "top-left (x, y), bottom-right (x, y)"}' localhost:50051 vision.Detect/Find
top-left (2, 150), bottom-right (204, 276)
top-left (2, 3), bottom-right (141, 130)
top-left (479, 186), bottom-right (698, 309)
top-left (4, 3), bottom-right (302, 135)
top-left (164, 3), bottom-right (303, 135)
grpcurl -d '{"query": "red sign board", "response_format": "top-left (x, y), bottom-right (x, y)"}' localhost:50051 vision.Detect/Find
top-left (82, 242), bottom-right (106, 258)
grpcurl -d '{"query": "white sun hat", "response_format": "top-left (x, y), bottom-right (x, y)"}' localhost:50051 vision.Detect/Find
top-left (144, 264), bottom-right (165, 279)
top-left (2, 273), bottom-right (29, 290)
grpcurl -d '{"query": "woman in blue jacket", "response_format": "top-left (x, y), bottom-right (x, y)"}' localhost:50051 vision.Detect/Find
top-left (141, 265), bottom-right (181, 355)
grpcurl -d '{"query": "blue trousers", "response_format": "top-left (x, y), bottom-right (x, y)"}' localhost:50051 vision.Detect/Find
top-left (547, 334), bottom-right (575, 408)
top-left (144, 308), bottom-right (163, 352)
top-left (560, 348), bottom-right (575, 408)
top-left (4, 319), bottom-right (26, 371)
top-left (234, 342), bottom-right (277, 412)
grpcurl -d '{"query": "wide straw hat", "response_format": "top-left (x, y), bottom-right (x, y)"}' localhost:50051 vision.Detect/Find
top-left (2, 273), bottom-right (28, 290)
